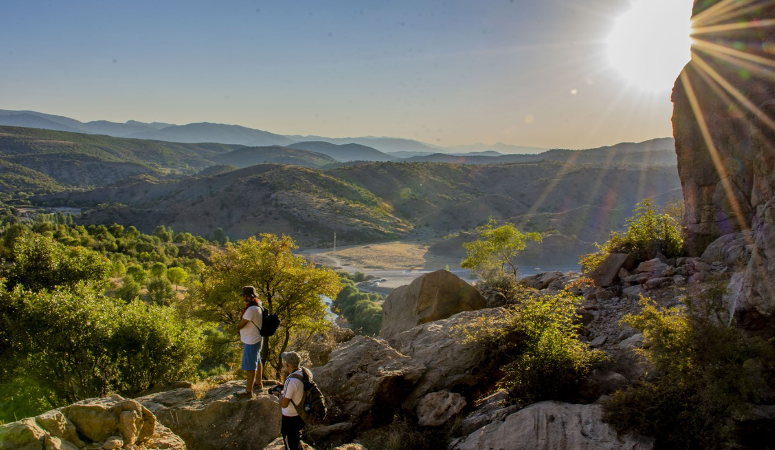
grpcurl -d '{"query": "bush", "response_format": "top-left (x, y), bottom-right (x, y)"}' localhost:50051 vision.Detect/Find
top-left (603, 287), bottom-right (775, 449)
top-left (461, 217), bottom-right (542, 283)
top-left (581, 199), bottom-right (683, 272)
top-left (333, 278), bottom-right (383, 335)
top-left (461, 291), bottom-right (605, 403)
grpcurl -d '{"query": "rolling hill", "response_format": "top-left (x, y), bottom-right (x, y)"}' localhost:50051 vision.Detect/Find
top-left (287, 141), bottom-right (397, 162)
top-left (210, 146), bottom-right (338, 168)
top-left (128, 122), bottom-right (294, 146)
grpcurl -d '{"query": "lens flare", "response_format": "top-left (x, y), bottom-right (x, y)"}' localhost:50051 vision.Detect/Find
top-left (607, 0), bottom-right (694, 91)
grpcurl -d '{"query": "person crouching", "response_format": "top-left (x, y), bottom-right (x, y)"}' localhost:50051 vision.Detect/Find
top-left (275, 351), bottom-right (306, 450)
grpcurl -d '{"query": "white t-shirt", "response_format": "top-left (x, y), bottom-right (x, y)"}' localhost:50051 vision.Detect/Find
top-left (239, 305), bottom-right (263, 345)
top-left (282, 369), bottom-right (307, 417)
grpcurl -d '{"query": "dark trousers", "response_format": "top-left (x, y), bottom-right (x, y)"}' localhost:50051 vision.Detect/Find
top-left (281, 415), bottom-right (305, 450)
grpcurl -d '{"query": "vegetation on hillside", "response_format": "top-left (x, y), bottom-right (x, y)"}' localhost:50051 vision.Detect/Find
top-left (603, 282), bottom-right (775, 449)
top-left (333, 273), bottom-right (383, 336)
top-left (580, 199), bottom-right (684, 272)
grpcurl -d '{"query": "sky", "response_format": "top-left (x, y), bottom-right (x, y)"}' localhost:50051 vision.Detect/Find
top-left (0, 0), bottom-right (695, 149)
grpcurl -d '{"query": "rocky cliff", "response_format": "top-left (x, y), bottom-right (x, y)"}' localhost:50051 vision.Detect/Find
top-left (673, 0), bottom-right (775, 331)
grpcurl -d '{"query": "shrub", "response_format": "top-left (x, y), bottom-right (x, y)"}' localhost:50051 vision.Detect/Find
top-left (603, 287), bottom-right (775, 449)
top-left (461, 217), bottom-right (542, 283)
top-left (581, 199), bottom-right (683, 272)
top-left (461, 291), bottom-right (605, 403)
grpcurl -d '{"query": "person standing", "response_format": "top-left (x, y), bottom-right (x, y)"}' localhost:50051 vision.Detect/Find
top-left (235, 286), bottom-right (263, 399)
top-left (275, 351), bottom-right (306, 450)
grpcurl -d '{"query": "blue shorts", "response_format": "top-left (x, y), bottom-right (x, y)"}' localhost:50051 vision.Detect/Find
top-left (241, 342), bottom-right (262, 371)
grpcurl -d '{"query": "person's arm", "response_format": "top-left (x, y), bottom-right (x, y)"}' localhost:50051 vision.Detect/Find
top-left (237, 318), bottom-right (250, 331)
top-left (280, 395), bottom-right (291, 408)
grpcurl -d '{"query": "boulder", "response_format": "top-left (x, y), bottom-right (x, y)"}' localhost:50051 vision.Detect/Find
top-left (415, 391), bottom-right (467, 427)
top-left (635, 259), bottom-right (668, 276)
top-left (450, 401), bottom-right (654, 450)
top-left (521, 271), bottom-right (564, 290)
top-left (308, 327), bottom-right (356, 366)
top-left (590, 253), bottom-right (634, 287)
top-left (380, 270), bottom-right (486, 343)
top-left (576, 370), bottom-right (629, 403)
top-left (144, 381), bottom-right (281, 450)
top-left (701, 231), bottom-right (755, 268)
top-left (0, 402), bottom-right (183, 450)
top-left (391, 308), bottom-right (504, 409)
top-left (311, 336), bottom-right (425, 428)
top-left (458, 390), bottom-right (520, 436)
top-left (303, 422), bottom-right (354, 449)
top-left (623, 285), bottom-right (643, 298)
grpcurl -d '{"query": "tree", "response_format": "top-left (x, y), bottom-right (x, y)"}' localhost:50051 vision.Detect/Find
top-left (150, 262), bottom-right (167, 279)
top-left (115, 275), bottom-right (141, 302)
top-left (1, 234), bottom-right (110, 292)
top-left (126, 265), bottom-right (149, 285)
top-left (167, 267), bottom-right (188, 291)
top-left (194, 234), bottom-right (342, 374)
top-left (461, 217), bottom-right (542, 283)
top-left (147, 278), bottom-right (175, 305)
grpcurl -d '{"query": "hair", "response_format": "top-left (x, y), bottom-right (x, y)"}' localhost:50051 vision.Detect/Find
top-left (281, 351), bottom-right (301, 368)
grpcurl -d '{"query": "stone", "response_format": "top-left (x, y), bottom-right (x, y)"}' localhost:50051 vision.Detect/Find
top-left (311, 336), bottom-right (425, 428)
top-left (150, 382), bottom-right (281, 450)
top-left (458, 390), bottom-right (520, 436)
top-left (35, 411), bottom-right (84, 447)
top-left (635, 259), bottom-right (668, 276)
top-left (0, 418), bottom-right (48, 450)
top-left (644, 277), bottom-right (672, 290)
top-left (119, 411), bottom-right (138, 445)
top-left (589, 253), bottom-right (634, 287)
top-left (618, 267), bottom-right (631, 280)
top-left (623, 285), bottom-right (643, 298)
top-left (450, 401), bottom-right (653, 450)
top-left (689, 271), bottom-right (706, 284)
top-left (135, 388), bottom-right (196, 409)
top-left (142, 423), bottom-right (186, 450)
top-left (590, 335), bottom-right (607, 348)
top-left (415, 391), bottom-right (467, 427)
top-left (521, 271), bottom-right (564, 290)
top-left (380, 270), bottom-right (486, 343)
top-left (392, 308), bottom-right (504, 410)
top-left (618, 333), bottom-right (645, 351)
top-left (303, 422), bottom-right (354, 449)
top-left (101, 436), bottom-right (122, 450)
top-left (576, 370), bottom-right (629, 403)
top-left (43, 435), bottom-right (79, 450)
top-left (62, 399), bottom-right (123, 443)
top-left (701, 231), bottom-right (755, 268)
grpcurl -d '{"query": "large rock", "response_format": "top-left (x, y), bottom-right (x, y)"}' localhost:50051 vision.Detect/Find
top-left (701, 231), bottom-right (755, 268)
top-left (380, 270), bottom-right (486, 343)
top-left (589, 253), bottom-right (634, 287)
top-left (141, 381), bottom-right (281, 450)
top-left (521, 271), bottom-right (564, 290)
top-left (0, 399), bottom-right (183, 450)
top-left (673, 0), bottom-right (775, 331)
top-left (392, 308), bottom-right (504, 409)
top-left (450, 401), bottom-right (654, 450)
top-left (311, 336), bottom-right (425, 428)
top-left (415, 391), bottom-right (466, 427)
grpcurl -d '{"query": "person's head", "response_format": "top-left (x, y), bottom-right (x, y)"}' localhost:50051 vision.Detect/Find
top-left (281, 351), bottom-right (301, 373)
top-left (241, 286), bottom-right (258, 302)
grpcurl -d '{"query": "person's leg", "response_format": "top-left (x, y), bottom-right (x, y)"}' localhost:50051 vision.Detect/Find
top-left (238, 343), bottom-right (259, 397)
top-left (254, 362), bottom-right (263, 389)
top-left (283, 416), bottom-right (303, 450)
top-left (245, 369), bottom-right (256, 395)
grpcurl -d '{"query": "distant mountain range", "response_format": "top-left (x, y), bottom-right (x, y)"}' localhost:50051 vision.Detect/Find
top-left (0, 109), bottom-right (674, 159)
top-left (288, 141), bottom-right (397, 162)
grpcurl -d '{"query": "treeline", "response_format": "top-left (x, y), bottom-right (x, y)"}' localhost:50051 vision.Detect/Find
top-left (333, 272), bottom-right (383, 336)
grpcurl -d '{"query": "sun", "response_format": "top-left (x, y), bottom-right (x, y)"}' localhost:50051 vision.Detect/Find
top-left (607, 0), bottom-right (694, 91)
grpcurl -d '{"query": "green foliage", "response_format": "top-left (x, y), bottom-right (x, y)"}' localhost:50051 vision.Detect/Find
top-left (581, 199), bottom-right (683, 272)
top-left (126, 265), bottom-right (149, 285)
top-left (462, 291), bottom-right (605, 403)
top-left (150, 262), bottom-right (167, 279)
top-left (167, 266), bottom-right (188, 289)
top-left (461, 217), bottom-right (542, 283)
top-left (115, 275), bottom-right (141, 302)
top-left (333, 278), bottom-right (383, 335)
top-left (0, 285), bottom-right (203, 422)
top-left (192, 234), bottom-right (342, 375)
top-left (603, 289), bottom-right (775, 450)
top-left (147, 278), bottom-right (175, 305)
top-left (0, 234), bottom-right (110, 292)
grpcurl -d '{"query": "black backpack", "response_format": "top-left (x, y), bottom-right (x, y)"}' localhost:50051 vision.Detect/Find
top-left (288, 367), bottom-right (327, 423)
top-left (259, 307), bottom-right (280, 337)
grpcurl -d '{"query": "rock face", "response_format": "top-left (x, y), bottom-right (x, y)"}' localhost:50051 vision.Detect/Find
top-left (392, 308), bottom-right (504, 409)
top-left (138, 382), bottom-right (281, 450)
top-left (380, 270), bottom-right (486, 343)
top-left (673, 0), bottom-right (775, 331)
top-left (450, 401), bottom-right (654, 450)
top-left (590, 253), bottom-right (635, 287)
top-left (0, 395), bottom-right (184, 450)
top-left (311, 336), bottom-right (426, 428)
top-left (415, 391), bottom-right (467, 427)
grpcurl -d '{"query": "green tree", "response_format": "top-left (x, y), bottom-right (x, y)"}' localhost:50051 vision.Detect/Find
top-left (1, 234), bottom-right (110, 292)
top-left (147, 278), bottom-right (175, 305)
top-left (126, 265), bottom-right (149, 285)
top-left (167, 266), bottom-right (188, 291)
top-left (150, 262), bottom-right (167, 279)
top-left (194, 234), bottom-right (342, 374)
top-left (115, 275), bottom-right (141, 302)
top-left (461, 217), bottom-right (542, 283)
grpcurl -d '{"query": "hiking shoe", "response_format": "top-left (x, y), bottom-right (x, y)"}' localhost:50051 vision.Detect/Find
top-left (233, 389), bottom-right (253, 399)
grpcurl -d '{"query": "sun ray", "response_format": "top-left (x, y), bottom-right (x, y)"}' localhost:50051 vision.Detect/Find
top-left (691, 38), bottom-right (775, 69)
top-left (690, 51), bottom-right (775, 133)
top-left (693, 43), bottom-right (775, 79)
top-left (692, 17), bottom-right (775, 34)
top-left (691, 0), bottom-right (759, 26)
top-left (693, 1), bottom-right (769, 27)
top-left (677, 70), bottom-right (751, 234)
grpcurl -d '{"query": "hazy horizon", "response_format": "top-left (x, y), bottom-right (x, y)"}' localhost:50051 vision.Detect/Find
top-left (0, 0), bottom-right (693, 149)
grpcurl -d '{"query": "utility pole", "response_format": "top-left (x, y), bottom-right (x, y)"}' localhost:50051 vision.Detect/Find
top-left (333, 232), bottom-right (336, 253)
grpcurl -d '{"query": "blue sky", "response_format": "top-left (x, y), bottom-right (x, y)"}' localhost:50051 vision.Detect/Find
top-left (0, 0), bottom-right (693, 148)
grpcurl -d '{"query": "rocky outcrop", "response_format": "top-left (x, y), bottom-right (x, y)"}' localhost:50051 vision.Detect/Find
top-left (380, 270), bottom-right (486, 343)
top-left (311, 336), bottom-right (425, 428)
top-left (451, 401), bottom-right (654, 450)
top-left (415, 391), bottom-right (467, 427)
top-left (137, 382), bottom-right (281, 450)
top-left (589, 254), bottom-right (635, 287)
top-left (672, 0), bottom-right (775, 329)
top-left (0, 395), bottom-right (184, 450)
top-left (391, 308), bottom-right (504, 409)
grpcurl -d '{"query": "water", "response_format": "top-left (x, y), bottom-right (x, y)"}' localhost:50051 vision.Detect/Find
top-left (518, 265), bottom-right (582, 278)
